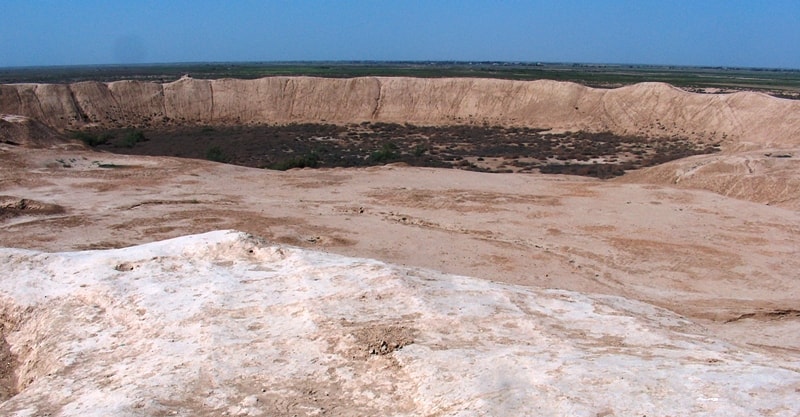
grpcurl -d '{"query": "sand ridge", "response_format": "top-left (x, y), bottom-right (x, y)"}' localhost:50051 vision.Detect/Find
top-left (2, 77), bottom-right (800, 147)
top-left (617, 148), bottom-right (800, 209)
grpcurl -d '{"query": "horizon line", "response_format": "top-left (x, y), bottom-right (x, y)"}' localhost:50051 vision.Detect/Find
top-left (3, 60), bottom-right (799, 72)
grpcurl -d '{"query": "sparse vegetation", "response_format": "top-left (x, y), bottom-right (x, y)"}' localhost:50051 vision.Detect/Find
top-left (83, 123), bottom-right (720, 179)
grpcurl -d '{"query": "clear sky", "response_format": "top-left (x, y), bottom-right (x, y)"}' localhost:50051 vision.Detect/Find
top-left (2, 0), bottom-right (799, 69)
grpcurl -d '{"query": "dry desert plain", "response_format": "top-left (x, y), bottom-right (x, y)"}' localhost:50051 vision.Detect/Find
top-left (0, 77), bottom-right (800, 415)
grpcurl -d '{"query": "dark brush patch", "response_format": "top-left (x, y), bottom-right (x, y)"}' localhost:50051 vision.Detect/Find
top-left (84, 123), bottom-right (720, 179)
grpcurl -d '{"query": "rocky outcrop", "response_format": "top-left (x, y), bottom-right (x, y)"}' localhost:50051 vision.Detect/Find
top-left (2, 77), bottom-right (800, 148)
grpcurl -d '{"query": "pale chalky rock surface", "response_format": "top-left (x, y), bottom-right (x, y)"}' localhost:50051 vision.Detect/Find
top-left (0, 230), bottom-right (798, 416)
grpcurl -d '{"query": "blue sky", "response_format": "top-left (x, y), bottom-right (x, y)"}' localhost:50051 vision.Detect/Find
top-left (2, 1), bottom-right (799, 68)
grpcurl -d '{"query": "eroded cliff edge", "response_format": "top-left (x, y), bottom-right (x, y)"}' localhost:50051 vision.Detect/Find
top-left (3, 76), bottom-right (800, 148)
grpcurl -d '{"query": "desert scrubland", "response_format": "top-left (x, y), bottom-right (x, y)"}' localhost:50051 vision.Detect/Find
top-left (0, 77), bottom-right (799, 415)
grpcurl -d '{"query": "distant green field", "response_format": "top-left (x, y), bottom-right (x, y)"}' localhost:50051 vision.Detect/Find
top-left (2, 61), bottom-right (799, 98)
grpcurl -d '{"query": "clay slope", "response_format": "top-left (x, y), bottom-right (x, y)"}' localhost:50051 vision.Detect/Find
top-left (619, 149), bottom-right (800, 209)
top-left (2, 77), bottom-right (800, 147)
top-left (0, 114), bottom-right (75, 149)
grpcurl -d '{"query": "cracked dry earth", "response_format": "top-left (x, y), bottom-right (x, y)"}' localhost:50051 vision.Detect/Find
top-left (0, 145), bottom-right (799, 415)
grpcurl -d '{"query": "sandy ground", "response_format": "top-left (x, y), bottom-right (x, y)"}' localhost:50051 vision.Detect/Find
top-left (1, 145), bottom-right (799, 356)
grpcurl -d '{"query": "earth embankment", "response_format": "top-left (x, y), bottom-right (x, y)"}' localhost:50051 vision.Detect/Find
top-left (3, 77), bottom-right (800, 148)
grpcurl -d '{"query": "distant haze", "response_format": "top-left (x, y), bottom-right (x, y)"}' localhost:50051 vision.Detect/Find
top-left (1, 1), bottom-right (799, 69)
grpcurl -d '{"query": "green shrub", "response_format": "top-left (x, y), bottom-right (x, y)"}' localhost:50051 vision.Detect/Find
top-left (71, 131), bottom-right (112, 147)
top-left (120, 130), bottom-right (146, 148)
top-left (206, 146), bottom-right (228, 162)
top-left (370, 142), bottom-right (398, 163)
top-left (268, 151), bottom-right (320, 170)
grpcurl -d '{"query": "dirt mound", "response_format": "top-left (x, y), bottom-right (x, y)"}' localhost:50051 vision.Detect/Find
top-left (618, 149), bottom-right (800, 209)
top-left (0, 115), bottom-right (76, 149)
top-left (0, 196), bottom-right (65, 220)
top-left (3, 78), bottom-right (800, 148)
